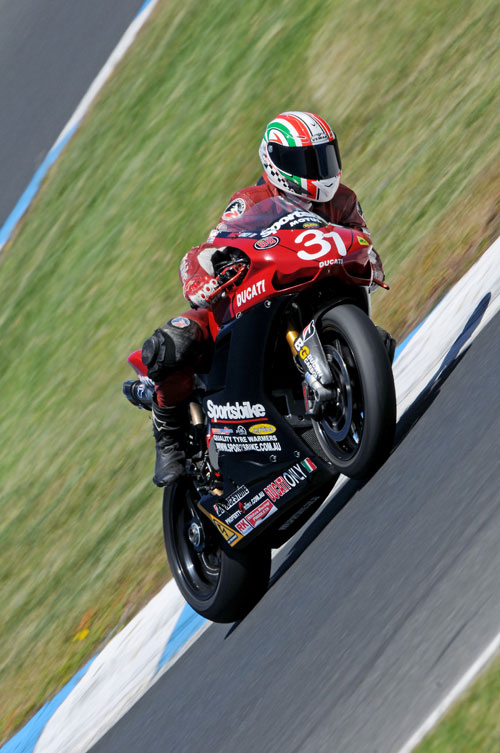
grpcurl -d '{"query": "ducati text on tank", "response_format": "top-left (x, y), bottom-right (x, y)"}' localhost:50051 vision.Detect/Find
top-left (235, 280), bottom-right (266, 308)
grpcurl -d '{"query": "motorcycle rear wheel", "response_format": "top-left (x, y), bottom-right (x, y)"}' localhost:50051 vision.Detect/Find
top-left (312, 303), bottom-right (396, 479)
top-left (163, 479), bottom-right (271, 623)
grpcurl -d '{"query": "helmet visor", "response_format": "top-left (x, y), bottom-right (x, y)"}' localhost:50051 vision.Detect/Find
top-left (268, 140), bottom-right (341, 180)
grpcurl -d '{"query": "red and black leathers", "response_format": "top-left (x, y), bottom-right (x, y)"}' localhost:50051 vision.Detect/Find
top-left (145, 174), bottom-right (371, 406)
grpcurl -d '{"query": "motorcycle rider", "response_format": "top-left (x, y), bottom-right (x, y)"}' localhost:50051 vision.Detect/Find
top-left (123, 111), bottom-right (395, 487)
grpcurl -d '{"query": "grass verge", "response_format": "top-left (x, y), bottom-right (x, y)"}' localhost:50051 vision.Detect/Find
top-left (415, 652), bottom-right (500, 752)
top-left (1, 0), bottom-right (499, 740)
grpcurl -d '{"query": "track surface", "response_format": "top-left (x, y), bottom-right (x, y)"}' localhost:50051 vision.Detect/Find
top-left (3, 6), bottom-right (499, 751)
top-left (0, 0), bottom-right (144, 228)
top-left (91, 310), bottom-right (500, 753)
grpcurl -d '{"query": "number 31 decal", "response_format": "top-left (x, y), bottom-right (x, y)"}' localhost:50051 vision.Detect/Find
top-left (295, 229), bottom-right (347, 260)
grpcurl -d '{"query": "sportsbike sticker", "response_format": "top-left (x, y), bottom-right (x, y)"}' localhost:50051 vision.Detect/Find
top-left (207, 400), bottom-right (266, 421)
top-left (261, 210), bottom-right (323, 237)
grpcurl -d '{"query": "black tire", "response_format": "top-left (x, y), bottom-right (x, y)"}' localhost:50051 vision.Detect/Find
top-left (312, 304), bottom-right (396, 479)
top-left (163, 479), bottom-right (271, 623)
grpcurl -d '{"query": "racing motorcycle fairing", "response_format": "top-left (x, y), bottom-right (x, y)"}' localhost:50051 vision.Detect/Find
top-left (199, 296), bottom-right (335, 548)
top-left (189, 198), bottom-right (386, 549)
top-left (212, 197), bottom-right (375, 323)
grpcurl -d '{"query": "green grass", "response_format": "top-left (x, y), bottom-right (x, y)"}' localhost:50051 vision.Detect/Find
top-left (1, 0), bottom-right (499, 740)
top-left (415, 653), bottom-right (500, 752)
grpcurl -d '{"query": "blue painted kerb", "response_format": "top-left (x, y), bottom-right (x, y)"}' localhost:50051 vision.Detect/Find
top-left (0, 126), bottom-right (78, 250)
top-left (156, 604), bottom-right (207, 673)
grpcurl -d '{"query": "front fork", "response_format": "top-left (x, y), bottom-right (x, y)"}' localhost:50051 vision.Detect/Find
top-left (285, 317), bottom-right (335, 418)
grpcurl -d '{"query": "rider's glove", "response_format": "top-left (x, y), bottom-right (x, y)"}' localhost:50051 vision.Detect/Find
top-left (182, 245), bottom-right (248, 308)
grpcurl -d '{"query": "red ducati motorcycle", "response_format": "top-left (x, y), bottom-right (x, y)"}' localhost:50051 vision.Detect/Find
top-left (127, 197), bottom-right (396, 622)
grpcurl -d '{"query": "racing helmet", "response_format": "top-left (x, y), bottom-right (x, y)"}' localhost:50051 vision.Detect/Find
top-left (259, 111), bottom-right (342, 203)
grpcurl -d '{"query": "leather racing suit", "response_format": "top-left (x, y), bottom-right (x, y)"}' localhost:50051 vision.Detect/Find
top-left (140, 173), bottom-right (382, 406)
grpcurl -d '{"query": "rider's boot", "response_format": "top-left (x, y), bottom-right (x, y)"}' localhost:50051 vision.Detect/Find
top-left (151, 400), bottom-right (187, 487)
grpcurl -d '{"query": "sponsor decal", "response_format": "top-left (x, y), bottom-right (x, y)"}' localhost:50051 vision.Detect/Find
top-left (226, 509), bottom-right (242, 524)
top-left (254, 236), bottom-right (280, 250)
top-left (222, 198), bottom-right (246, 221)
top-left (319, 257), bottom-right (343, 268)
top-left (207, 400), bottom-right (266, 421)
top-left (302, 222), bottom-right (321, 228)
top-left (357, 235), bottom-right (370, 246)
top-left (236, 425), bottom-right (247, 436)
top-left (170, 316), bottom-right (191, 328)
top-left (294, 320), bottom-right (316, 350)
top-left (213, 503), bottom-right (225, 516)
top-left (235, 280), bottom-right (266, 308)
top-left (261, 210), bottom-right (324, 237)
top-left (249, 423), bottom-right (276, 436)
top-left (239, 491), bottom-right (265, 513)
top-left (208, 514), bottom-right (243, 544)
top-left (213, 434), bottom-right (282, 453)
top-left (212, 426), bottom-right (233, 435)
top-left (299, 350), bottom-right (322, 380)
top-left (264, 458), bottom-right (317, 503)
top-left (225, 485), bottom-right (249, 507)
top-left (235, 518), bottom-right (253, 535)
top-left (245, 499), bottom-right (277, 528)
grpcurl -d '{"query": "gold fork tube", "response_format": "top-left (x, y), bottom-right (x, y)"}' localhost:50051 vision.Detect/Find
top-left (286, 330), bottom-right (300, 355)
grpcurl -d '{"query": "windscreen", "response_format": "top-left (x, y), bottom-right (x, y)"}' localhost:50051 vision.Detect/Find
top-left (220, 197), bottom-right (328, 236)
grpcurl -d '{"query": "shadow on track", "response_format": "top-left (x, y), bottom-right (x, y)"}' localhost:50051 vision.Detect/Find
top-left (394, 291), bottom-right (491, 446)
top-left (260, 292), bottom-right (492, 602)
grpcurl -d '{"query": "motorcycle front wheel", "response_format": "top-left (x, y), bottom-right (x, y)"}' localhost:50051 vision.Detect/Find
top-left (312, 303), bottom-right (396, 479)
top-left (163, 479), bottom-right (271, 623)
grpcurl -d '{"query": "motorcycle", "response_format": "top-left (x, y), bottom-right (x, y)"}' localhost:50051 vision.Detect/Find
top-left (126, 197), bottom-right (396, 623)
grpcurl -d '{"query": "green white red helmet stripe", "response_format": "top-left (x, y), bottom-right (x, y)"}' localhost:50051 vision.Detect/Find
top-left (260, 110), bottom-right (341, 203)
top-left (265, 118), bottom-right (297, 146)
top-left (265, 111), bottom-right (334, 148)
top-left (303, 111), bottom-right (334, 141)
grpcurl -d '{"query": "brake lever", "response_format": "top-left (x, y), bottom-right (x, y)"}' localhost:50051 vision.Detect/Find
top-left (205, 263), bottom-right (248, 303)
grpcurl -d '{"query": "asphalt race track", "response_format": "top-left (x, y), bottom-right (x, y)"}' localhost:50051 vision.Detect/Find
top-left (0, 0), bottom-right (144, 229)
top-left (3, 5), bottom-right (500, 751)
top-left (89, 309), bottom-right (500, 753)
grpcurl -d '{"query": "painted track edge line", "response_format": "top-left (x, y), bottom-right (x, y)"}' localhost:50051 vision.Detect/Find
top-left (394, 629), bottom-right (500, 753)
top-left (0, 0), bottom-right (159, 254)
